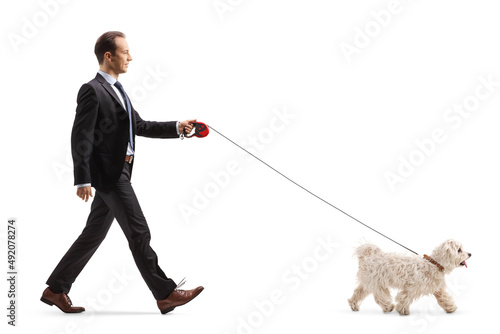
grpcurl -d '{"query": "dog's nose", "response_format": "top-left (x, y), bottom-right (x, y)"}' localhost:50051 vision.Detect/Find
top-left (468, 253), bottom-right (472, 257)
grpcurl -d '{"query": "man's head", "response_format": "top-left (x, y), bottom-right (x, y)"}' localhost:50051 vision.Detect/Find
top-left (94, 31), bottom-right (132, 78)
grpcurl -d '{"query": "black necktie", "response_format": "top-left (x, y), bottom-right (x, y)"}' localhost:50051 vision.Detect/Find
top-left (114, 81), bottom-right (134, 150)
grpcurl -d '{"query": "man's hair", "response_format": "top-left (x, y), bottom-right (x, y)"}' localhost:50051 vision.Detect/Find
top-left (94, 31), bottom-right (126, 65)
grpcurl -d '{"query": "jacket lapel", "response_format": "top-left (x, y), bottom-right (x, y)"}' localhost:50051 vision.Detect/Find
top-left (95, 73), bottom-right (127, 112)
top-left (95, 73), bottom-right (136, 141)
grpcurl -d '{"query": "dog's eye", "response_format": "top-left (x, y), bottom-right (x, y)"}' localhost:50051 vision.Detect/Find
top-left (458, 248), bottom-right (462, 253)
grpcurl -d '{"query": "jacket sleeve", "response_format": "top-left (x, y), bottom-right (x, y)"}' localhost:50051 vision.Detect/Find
top-left (71, 84), bottom-right (99, 185)
top-left (134, 110), bottom-right (179, 139)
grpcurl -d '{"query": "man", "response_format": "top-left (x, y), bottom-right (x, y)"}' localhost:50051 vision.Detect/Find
top-left (41, 31), bottom-right (203, 315)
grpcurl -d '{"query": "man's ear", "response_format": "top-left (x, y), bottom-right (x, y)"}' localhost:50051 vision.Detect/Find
top-left (104, 51), bottom-right (112, 62)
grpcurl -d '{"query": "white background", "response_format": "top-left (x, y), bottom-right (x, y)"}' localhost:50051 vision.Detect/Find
top-left (1, 0), bottom-right (498, 333)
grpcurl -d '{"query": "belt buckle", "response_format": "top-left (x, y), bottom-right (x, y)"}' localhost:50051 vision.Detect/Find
top-left (126, 155), bottom-right (134, 164)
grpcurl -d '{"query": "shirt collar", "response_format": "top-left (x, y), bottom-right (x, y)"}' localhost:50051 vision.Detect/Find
top-left (98, 70), bottom-right (117, 85)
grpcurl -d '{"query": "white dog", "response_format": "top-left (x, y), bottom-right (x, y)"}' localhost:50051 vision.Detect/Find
top-left (348, 240), bottom-right (471, 315)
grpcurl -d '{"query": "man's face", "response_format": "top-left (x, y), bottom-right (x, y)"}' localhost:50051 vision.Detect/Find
top-left (108, 37), bottom-right (132, 75)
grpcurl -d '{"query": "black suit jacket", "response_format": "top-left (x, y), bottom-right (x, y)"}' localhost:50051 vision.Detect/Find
top-left (71, 73), bottom-right (178, 189)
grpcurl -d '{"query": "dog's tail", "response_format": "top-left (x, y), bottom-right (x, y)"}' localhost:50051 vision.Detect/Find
top-left (354, 244), bottom-right (382, 261)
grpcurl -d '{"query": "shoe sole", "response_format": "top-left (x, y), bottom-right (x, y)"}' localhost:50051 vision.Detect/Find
top-left (40, 297), bottom-right (85, 313)
top-left (160, 287), bottom-right (204, 315)
top-left (40, 297), bottom-right (54, 306)
top-left (160, 306), bottom-right (176, 314)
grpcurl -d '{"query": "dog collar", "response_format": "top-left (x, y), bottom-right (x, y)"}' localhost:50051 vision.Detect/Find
top-left (423, 254), bottom-right (444, 271)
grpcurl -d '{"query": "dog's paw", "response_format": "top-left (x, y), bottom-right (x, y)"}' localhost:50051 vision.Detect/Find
top-left (445, 305), bottom-right (457, 313)
top-left (383, 304), bottom-right (394, 313)
top-left (396, 304), bottom-right (410, 316)
top-left (398, 309), bottom-right (410, 316)
top-left (347, 298), bottom-right (359, 311)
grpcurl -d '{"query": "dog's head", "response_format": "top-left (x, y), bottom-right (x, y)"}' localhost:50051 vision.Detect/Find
top-left (431, 240), bottom-right (471, 273)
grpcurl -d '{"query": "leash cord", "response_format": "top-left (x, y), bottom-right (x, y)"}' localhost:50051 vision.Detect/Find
top-left (207, 124), bottom-right (419, 256)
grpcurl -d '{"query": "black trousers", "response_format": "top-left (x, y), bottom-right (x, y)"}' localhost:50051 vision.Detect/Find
top-left (46, 163), bottom-right (177, 300)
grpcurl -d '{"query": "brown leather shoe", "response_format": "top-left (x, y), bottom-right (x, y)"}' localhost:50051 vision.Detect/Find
top-left (40, 287), bottom-right (85, 313)
top-left (157, 284), bottom-right (204, 314)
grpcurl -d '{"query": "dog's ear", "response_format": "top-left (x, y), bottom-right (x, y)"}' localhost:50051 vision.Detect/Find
top-left (433, 240), bottom-right (457, 260)
top-left (445, 239), bottom-right (461, 253)
top-left (444, 240), bottom-right (455, 251)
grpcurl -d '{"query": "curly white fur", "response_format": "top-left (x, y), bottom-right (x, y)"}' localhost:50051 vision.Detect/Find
top-left (348, 239), bottom-right (471, 315)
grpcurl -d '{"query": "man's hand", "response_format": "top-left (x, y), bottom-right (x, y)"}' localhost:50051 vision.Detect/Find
top-left (178, 119), bottom-right (197, 136)
top-left (76, 186), bottom-right (93, 202)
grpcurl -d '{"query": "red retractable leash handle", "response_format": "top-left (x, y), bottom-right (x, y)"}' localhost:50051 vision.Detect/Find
top-left (181, 121), bottom-right (209, 139)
